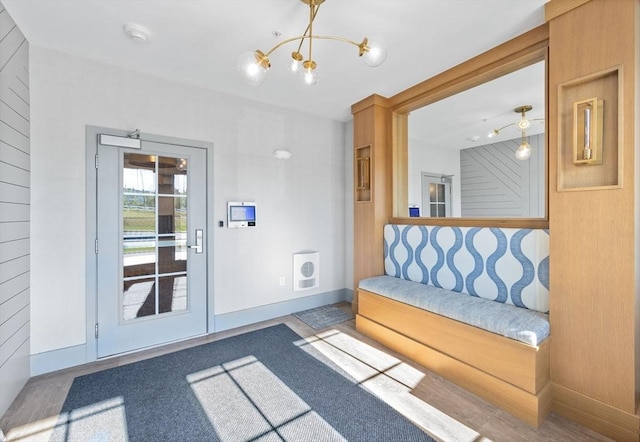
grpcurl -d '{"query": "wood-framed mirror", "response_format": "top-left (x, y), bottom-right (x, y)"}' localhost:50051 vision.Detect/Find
top-left (389, 24), bottom-right (549, 229)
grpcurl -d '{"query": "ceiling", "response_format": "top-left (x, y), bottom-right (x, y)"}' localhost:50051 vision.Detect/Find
top-left (3, 0), bottom-right (547, 122)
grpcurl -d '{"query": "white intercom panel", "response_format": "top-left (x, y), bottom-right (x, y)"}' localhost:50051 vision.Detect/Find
top-left (227, 201), bottom-right (256, 228)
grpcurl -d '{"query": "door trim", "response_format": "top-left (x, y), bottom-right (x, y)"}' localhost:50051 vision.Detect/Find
top-left (85, 126), bottom-right (214, 362)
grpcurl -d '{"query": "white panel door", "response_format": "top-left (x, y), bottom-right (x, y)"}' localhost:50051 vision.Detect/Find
top-left (96, 139), bottom-right (207, 357)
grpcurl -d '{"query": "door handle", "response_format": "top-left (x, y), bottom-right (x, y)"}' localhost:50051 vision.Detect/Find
top-left (188, 229), bottom-right (203, 254)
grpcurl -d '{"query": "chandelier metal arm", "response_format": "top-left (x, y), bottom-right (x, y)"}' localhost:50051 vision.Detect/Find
top-left (264, 34), bottom-right (367, 59)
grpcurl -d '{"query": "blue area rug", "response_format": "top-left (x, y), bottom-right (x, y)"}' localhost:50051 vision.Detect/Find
top-left (50, 324), bottom-right (434, 441)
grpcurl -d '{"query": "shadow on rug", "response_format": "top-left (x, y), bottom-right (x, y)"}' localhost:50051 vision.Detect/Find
top-left (50, 324), bottom-right (434, 442)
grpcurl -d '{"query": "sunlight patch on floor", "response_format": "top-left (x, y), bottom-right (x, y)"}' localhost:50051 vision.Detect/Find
top-left (187, 355), bottom-right (346, 441)
top-left (295, 329), bottom-right (492, 442)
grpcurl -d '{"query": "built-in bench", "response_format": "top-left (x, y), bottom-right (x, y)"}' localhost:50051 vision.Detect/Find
top-left (356, 224), bottom-right (551, 427)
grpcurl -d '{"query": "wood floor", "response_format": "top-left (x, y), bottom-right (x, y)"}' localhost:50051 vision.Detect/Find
top-left (0, 303), bottom-right (611, 442)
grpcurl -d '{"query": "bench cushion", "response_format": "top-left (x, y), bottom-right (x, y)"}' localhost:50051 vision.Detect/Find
top-left (359, 275), bottom-right (549, 346)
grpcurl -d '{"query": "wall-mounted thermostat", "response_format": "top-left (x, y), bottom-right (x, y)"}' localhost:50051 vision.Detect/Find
top-left (227, 201), bottom-right (256, 228)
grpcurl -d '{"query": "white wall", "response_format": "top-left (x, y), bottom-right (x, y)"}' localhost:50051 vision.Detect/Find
top-left (30, 46), bottom-right (350, 357)
top-left (407, 138), bottom-right (461, 217)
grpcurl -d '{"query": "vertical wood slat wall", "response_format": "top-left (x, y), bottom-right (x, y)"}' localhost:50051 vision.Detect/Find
top-left (547, 0), bottom-right (639, 440)
top-left (0, 2), bottom-right (30, 417)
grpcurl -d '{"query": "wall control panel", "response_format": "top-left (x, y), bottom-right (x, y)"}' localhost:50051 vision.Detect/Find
top-left (227, 201), bottom-right (256, 228)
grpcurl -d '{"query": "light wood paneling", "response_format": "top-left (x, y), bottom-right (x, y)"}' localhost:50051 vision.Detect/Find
top-left (358, 289), bottom-right (549, 394)
top-left (545, 0), bottom-right (591, 21)
top-left (351, 95), bottom-right (391, 312)
top-left (356, 314), bottom-right (551, 427)
top-left (552, 383), bottom-right (640, 442)
top-left (547, 0), bottom-right (639, 423)
top-left (0, 2), bottom-right (30, 418)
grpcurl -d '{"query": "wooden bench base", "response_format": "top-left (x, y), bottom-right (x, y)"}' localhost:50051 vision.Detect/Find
top-left (356, 289), bottom-right (551, 427)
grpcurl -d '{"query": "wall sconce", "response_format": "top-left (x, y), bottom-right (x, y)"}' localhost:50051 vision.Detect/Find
top-left (356, 156), bottom-right (370, 190)
top-left (573, 97), bottom-right (603, 165)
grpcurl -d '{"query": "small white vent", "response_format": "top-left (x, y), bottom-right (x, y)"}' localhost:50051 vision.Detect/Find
top-left (293, 251), bottom-right (319, 292)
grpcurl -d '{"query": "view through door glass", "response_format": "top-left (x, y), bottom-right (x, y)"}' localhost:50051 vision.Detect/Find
top-left (123, 154), bottom-right (188, 319)
top-left (97, 139), bottom-right (207, 357)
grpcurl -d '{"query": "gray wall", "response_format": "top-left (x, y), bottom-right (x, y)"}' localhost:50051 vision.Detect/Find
top-left (460, 133), bottom-right (545, 217)
top-left (0, 2), bottom-right (30, 417)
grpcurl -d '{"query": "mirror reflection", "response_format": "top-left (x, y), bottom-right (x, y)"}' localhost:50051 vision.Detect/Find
top-left (407, 60), bottom-right (545, 218)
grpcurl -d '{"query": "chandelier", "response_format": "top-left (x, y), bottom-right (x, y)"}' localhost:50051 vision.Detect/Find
top-left (488, 105), bottom-right (543, 161)
top-left (237, 0), bottom-right (387, 86)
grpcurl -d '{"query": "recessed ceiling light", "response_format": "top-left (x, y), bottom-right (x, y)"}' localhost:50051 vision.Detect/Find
top-left (123, 23), bottom-right (151, 43)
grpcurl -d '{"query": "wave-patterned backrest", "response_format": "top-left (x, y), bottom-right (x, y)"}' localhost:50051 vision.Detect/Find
top-left (384, 225), bottom-right (549, 313)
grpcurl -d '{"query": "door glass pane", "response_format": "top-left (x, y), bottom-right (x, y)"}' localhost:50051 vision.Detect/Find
top-left (123, 238), bottom-right (156, 278)
top-left (159, 275), bottom-right (187, 313)
top-left (158, 157), bottom-right (187, 195)
top-left (175, 197), bottom-right (187, 233)
top-left (123, 154), bottom-right (156, 194)
top-left (123, 277), bottom-right (156, 320)
top-left (158, 237), bottom-right (187, 274)
top-left (429, 183), bottom-right (436, 202)
top-left (123, 197), bottom-right (156, 236)
top-left (437, 184), bottom-right (445, 202)
top-left (122, 153), bottom-right (189, 322)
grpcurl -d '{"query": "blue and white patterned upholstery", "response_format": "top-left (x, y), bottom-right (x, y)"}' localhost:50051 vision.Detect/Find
top-left (383, 225), bottom-right (549, 313)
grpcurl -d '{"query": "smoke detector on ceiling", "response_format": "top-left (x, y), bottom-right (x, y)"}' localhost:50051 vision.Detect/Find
top-left (123, 23), bottom-right (151, 43)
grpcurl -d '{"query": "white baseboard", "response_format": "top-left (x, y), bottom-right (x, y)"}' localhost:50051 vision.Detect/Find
top-left (213, 289), bottom-right (352, 332)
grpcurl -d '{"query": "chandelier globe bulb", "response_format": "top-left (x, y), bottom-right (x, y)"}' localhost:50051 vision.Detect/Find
top-left (237, 51), bottom-right (269, 85)
top-left (361, 36), bottom-right (387, 67)
top-left (515, 142), bottom-right (532, 160)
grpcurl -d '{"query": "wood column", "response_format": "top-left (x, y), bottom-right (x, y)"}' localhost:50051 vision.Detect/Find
top-left (547, 0), bottom-right (640, 440)
top-left (351, 95), bottom-right (391, 313)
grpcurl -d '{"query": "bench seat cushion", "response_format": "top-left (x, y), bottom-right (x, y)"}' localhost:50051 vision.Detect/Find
top-left (359, 275), bottom-right (549, 346)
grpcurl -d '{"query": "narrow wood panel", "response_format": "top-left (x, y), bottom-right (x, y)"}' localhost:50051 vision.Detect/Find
top-left (0, 73), bottom-right (30, 117)
top-left (0, 99), bottom-right (29, 136)
top-left (0, 255), bottom-right (29, 286)
top-left (0, 321), bottom-right (29, 367)
top-left (0, 162), bottom-right (29, 187)
top-left (356, 315), bottom-right (551, 427)
top-left (0, 237), bottom-right (28, 264)
top-left (0, 141), bottom-right (29, 170)
top-left (0, 271), bottom-right (28, 304)
top-left (0, 221), bottom-right (29, 243)
top-left (0, 287), bottom-right (28, 324)
top-left (0, 127), bottom-right (29, 154)
top-left (358, 290), bottom-right (549, 394)
top-left (0, 25), bottom-right (24, 70)
top-left (0, 202), bottom-right (29, 222)
top-left (0, 181), bottom-right (29, 203)
top-left (548, 0), bottom-right (638, 415)
top-left (0, 304), bottom-right (29, 345)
